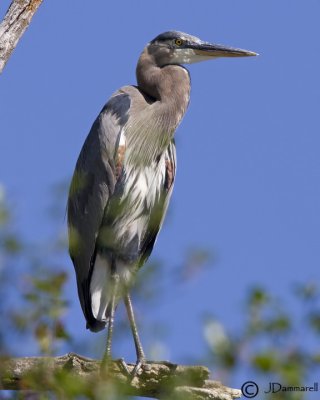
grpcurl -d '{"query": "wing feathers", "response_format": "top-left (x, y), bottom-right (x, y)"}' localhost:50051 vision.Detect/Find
top-left (68, 89), bottom-right (177, 332)
top-left (67, 92), bottom-right (131, 323)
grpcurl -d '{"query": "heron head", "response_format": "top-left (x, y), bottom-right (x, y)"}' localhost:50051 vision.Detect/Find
top-left (148, 31), bottom-right (257, 67)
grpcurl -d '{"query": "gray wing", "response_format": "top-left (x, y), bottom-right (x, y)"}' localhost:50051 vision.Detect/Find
top-left (67, 91), bottom-right (130, 325)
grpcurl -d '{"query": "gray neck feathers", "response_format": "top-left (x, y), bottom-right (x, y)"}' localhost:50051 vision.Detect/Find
top-left (128, 49), bottom-right (190, 165)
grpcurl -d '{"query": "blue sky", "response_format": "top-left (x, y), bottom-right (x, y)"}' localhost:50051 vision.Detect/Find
top-left (1, 0), bottom-right (320, 388)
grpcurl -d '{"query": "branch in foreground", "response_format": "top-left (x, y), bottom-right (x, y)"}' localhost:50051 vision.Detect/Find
top-left (0, 353), bottom-right (242, 399)
top-left (0, 0), bottom-right (43, 74)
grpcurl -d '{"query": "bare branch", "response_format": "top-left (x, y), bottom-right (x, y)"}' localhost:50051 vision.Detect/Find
top-left (0, 353), bottom-right (242, 399)
top-left (0, 0), bottom-right (43, 74)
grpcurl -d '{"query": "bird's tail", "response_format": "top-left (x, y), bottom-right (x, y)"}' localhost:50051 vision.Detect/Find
top-left (86, 253), bottom-right (112, 331)
top-left (84, 253), bottom-right (134, 332)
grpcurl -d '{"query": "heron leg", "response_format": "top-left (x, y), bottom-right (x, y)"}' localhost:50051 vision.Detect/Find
top-left (101, 267), bottom-right (119, 370)
top-left (124, 292), bottom-right (146, 375)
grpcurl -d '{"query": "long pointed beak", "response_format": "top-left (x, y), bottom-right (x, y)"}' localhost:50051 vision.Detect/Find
top-left (193, 42), bottom-right (258, 58)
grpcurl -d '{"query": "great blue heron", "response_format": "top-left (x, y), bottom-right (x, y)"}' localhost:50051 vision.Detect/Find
top-left (67, 31), bottom-right (256, 373)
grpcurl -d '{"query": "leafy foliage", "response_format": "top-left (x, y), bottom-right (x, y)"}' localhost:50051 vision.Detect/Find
top-left (14, 270), bottom-right (71, 355)
top-left (203, 285), bottom-right (320, 399)
top-left (1, 182), bottom-right (320, 399)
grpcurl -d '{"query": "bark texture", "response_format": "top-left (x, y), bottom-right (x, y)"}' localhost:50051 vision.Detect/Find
top-left (0, 353), bottom-right (242, 399)
top-left (0, 0), bottom-right (43, 73)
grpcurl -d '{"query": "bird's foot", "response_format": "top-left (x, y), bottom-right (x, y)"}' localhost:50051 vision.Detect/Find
top-left (117, 357), bottom-right (150, 378)
top-left (131, 357), bottom-right (148, 377)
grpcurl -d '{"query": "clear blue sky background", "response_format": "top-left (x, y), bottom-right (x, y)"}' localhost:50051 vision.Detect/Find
top-left (1, 0), bottom-right (320, 390)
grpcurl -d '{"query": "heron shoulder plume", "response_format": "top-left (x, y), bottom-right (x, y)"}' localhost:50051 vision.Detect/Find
top-left (67, 30), bottom-right (257, 373)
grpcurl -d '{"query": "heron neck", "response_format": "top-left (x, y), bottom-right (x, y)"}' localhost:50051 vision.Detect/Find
top-left (128, 51), bottom-right (190, 166)
top-left (136, 51), bottom-right (191, 121)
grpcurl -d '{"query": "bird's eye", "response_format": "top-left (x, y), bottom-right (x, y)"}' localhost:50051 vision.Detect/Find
top-left (174, 38), bottom-right (184, 46)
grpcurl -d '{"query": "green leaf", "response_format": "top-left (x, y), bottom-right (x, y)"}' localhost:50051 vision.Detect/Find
top-left (252, 352), bottom-right (277, 372)
top-left (266, 315), bottom-right (291, 333)
top-left (3, 235), bottom-right (22, 253)
top-left (308, 312), bottom-right (320, 334)
top-left (248, 287), bottom-right (270, 308)
top-left (54, 321), bottom-right (71, 341)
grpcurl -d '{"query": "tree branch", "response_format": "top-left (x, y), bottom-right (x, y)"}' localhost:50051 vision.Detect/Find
top-left (0, 0), bottom-right (43, 74)
top-left (0, 353), bottom-right (242, 399)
